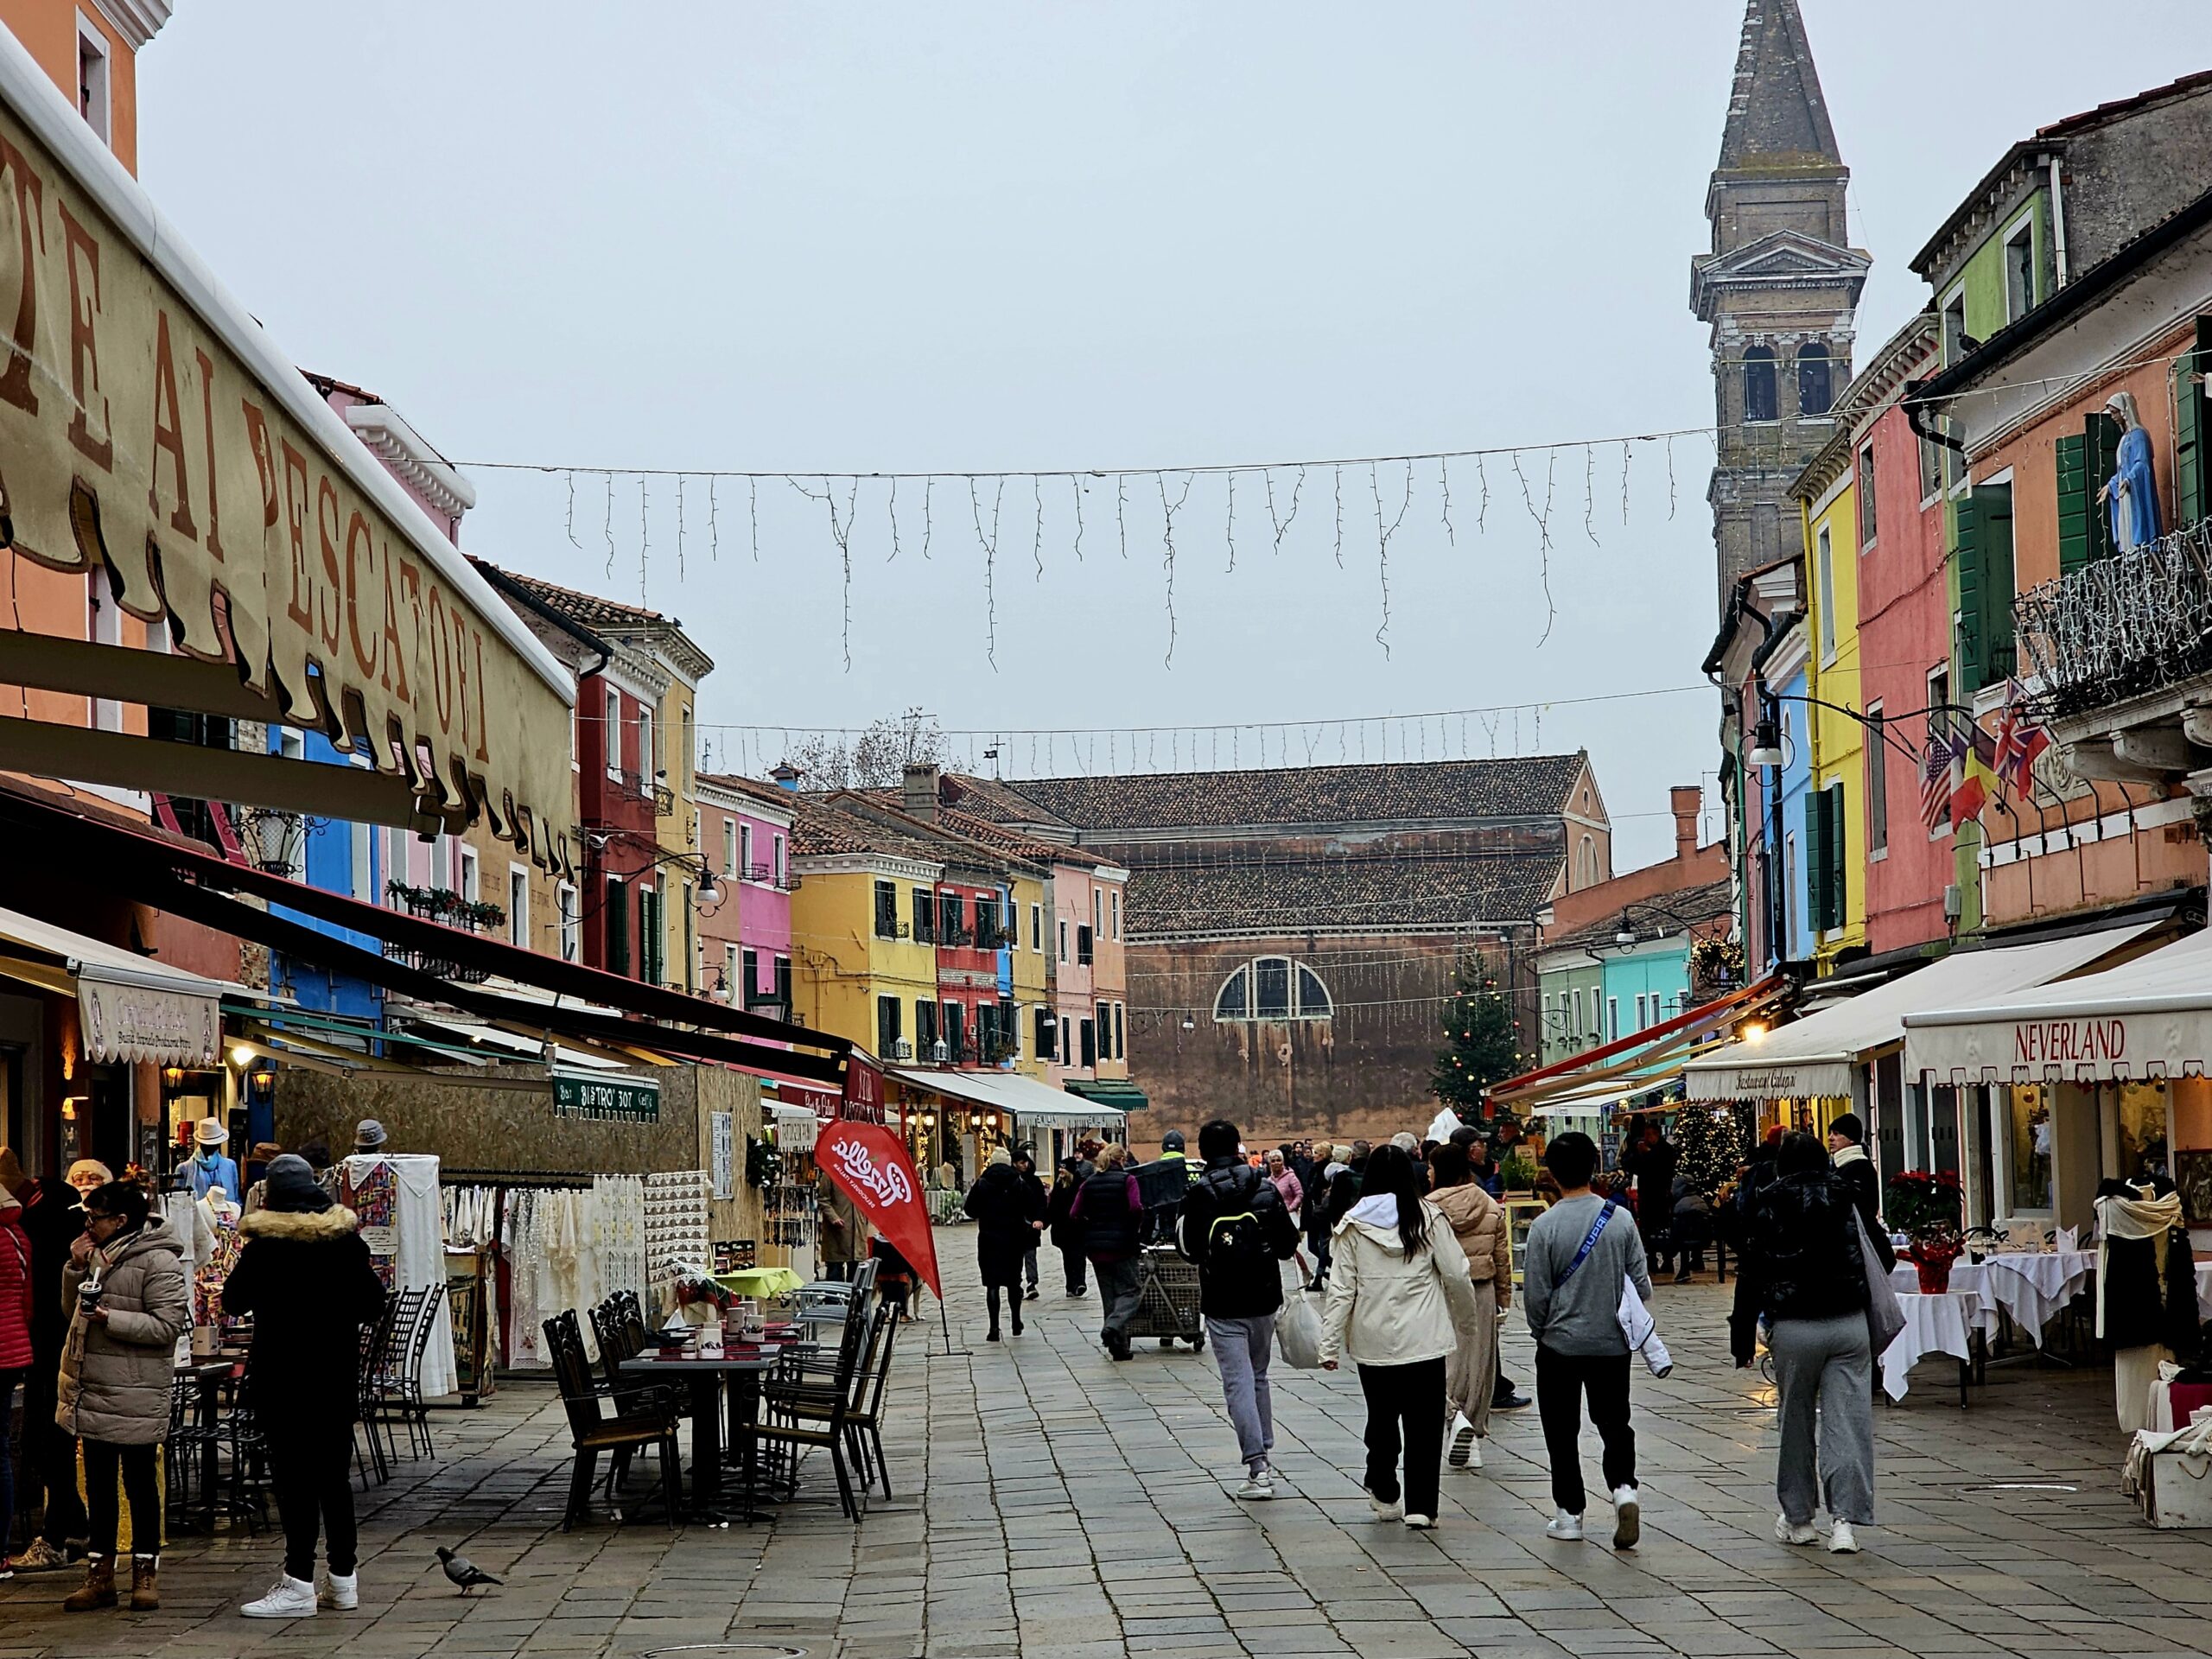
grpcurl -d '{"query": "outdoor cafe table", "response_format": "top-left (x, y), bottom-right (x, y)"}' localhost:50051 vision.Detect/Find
top-left (1878, 1290), bottom-right (1984, 1407)
top-left (619, 1343), bottom-right (783, 1523)
top-left (1977, 1249), bottom-right (2097, 1345)
top-left (715, 1267), bottom-right (805, 1300)
top-left (169, 1357), bottom-right (239, 1533)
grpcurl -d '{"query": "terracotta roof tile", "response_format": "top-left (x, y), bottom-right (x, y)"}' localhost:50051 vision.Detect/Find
top-left (496, 569), bottom-right (674, 632)
top-left (995, 756), bottom-right (1588, 833)
top-left (1127, 851), bottom-right (1562, 939)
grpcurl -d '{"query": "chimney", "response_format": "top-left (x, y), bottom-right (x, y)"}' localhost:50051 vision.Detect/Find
top-left (770, 763), bottom-right (802, 792)
top-left (1670, 785), bottom-right (1701, 862)
top-left (904, 762), bottom-right (940, 823)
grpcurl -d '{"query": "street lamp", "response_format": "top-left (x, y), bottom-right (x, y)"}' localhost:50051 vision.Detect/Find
top-left (1747, 702), bottom-right (1784, 768)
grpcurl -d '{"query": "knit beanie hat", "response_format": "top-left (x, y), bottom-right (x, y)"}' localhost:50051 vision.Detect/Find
top-left (263, 1154), bottom-right (334, 1214)
top-left (987, 1147), bottom-right (1012, 1168)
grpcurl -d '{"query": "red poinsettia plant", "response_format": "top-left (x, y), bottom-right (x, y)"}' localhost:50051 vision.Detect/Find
top-left (1885, 1169), bottom-right (1964, 1290)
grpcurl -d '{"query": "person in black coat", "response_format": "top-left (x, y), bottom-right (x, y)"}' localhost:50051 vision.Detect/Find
top-left (963, 1149), bottom-right (1044, 1340)
top-left (224, 1155), bottom-right (386, 1618)
top-left (1044, 1160), bottom-right (1089, 1299)
top-left (1825, 1113), bottom-right (1882, 1241)
top-left (1, 1155), bottom-right (91, 1569)
top-left (1071, 1147), bottom-right (1145, 1359)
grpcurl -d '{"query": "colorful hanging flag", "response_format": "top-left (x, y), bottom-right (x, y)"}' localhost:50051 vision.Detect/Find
top-left (1919, 729), bottom-right (1955, 833)
top-left (1950, 720), bottom-right (1998, 830)
top-left (1991, 679), bottom-right (2050, 792)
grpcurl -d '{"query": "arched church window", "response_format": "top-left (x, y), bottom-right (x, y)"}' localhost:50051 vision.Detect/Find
top-left (1797, 341), bottom-right (1834, 416)
top-left (1744, 346), bottom-right (1777, 423)
top-left (1213, 957), bottom-right (1334, 1022)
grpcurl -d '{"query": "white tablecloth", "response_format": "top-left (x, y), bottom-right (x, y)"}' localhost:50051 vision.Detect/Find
top-left (1886, 1261), bottom-right (1998, 1332)
top-left (1978, 1250), bottom-right (2097, 1346)
top-left (1878, 1290), bottom-right (1981, 1401)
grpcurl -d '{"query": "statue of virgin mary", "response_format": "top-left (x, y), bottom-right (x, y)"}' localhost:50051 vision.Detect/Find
top-left (2098, 391), bottom-right (2163, 553)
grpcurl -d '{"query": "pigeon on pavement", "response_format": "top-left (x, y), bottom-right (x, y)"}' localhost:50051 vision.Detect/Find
top-left (435, 1547), bottom-right (502, 1594)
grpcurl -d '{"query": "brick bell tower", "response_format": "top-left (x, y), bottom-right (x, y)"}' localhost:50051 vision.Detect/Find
top-left (1691, 0), bottom-right (1871, 611)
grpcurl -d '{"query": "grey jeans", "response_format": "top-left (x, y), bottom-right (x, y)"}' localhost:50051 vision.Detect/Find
top-left (1094, 1255), bottom-right (1143, 1338)
top-left (1205, 1314), bottom-right (1277, 1475)
top-left (1770, 1313), bottom-right (1876, 1526)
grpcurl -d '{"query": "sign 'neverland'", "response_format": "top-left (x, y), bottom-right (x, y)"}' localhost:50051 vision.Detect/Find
top-left (0, 60), bottom-right (575, 873)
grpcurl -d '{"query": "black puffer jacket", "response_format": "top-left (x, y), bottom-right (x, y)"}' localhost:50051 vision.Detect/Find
top-left (1073, 1168), bottom-right (1141, 1261)
top-left (1731, 1169), bottom-right (1892, 1365)
top-left (963, 1163), bottom-right (1043, 1285)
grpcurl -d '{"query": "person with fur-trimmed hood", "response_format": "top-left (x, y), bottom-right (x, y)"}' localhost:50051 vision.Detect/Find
top-left (224, 1155), bottom-right (386, 1619)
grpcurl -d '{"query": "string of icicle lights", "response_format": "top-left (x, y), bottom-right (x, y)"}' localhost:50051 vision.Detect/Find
top-left (457, 423), bottom-right (1748, 670)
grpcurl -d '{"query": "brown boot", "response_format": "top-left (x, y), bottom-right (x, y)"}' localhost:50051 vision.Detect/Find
top-left (61, 1554), bottom-right (116, 1612)
top-left (129, 1556), bottom-right (158, 1611)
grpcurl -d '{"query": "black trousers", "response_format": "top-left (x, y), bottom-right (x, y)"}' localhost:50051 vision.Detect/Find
top-left (1057, 1243), bottom-right (1087, 1294)
top-left (267, 1422), bottom-right (359, 1580)
top-left (1535, 1344), bottom-right (1635, 1516)
top-left (80, 1440), bottom-right (159, 1560)
top-left (22, 1357), bottom-right (86, 1547)
top-left (1357, 1357), bottom-right (1446, 1520)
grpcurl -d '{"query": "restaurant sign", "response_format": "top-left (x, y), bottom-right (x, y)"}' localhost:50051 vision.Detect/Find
top-left (551, 1071), bottom-right (659, 1123)
top-left (2012, 1019), bottom-right (2126, 1066)
top-left (0, 51), bottom-right (575, 870)
top-left (77, 975), bottom-right (218, 1067)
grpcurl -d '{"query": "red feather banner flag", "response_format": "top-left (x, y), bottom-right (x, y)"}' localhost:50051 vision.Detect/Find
top-left (816, 1119), bottom-right (942, 1299)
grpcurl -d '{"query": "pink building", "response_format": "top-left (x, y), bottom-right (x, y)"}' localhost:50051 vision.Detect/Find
top-left (696, 772), bottom-right (797, 1017)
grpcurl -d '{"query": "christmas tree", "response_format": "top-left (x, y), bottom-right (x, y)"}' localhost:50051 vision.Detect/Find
top-left (1673, 1103), bottom-right (1744, 1199)
top-left (1430, 955), bottom-right (1522, 1115)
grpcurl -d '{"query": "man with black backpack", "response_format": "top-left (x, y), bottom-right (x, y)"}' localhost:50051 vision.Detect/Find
top-left (1178, 1119), bottom-right (1300, 1502)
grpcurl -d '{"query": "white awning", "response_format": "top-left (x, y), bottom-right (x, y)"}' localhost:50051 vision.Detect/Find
top-left (1903, 926), bottom-right (2212, 1084)
top-left (889, 1066), bottom-right (1128, 1131)
top-left (1682, 923), bottom-right (2155, 1102)
top-left (0, 904), bottom-right (240, 1067)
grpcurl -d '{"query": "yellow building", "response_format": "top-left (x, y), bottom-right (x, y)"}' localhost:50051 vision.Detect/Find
top-left (787, 800), bottom-right (944, 1060)
top-left (1795, 443), bottom-right (1866, 970)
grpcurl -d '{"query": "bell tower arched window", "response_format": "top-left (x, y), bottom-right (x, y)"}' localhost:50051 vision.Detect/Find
top-left (1797, 341), bottom-right (1834, 416)
top-left (1744, 346), bottom-right (1777, 423)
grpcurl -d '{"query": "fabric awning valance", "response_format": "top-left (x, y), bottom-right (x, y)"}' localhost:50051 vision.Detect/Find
top-left (1684, 923), bottom-right (2156, 1101)
top-left (1902, 926), bottom-right (2212, 1084)
top-left (1063, 1079), bottom-right (1149, 1113)
top-left (0, 903), bottom-right (238, 1066)
top-left (0, 33), bottom-right (576, 869)
top-left (889, 1066), bottom-right (1128, 1130)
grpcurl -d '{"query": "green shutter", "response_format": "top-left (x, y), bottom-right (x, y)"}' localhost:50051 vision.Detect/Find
top-left (2086, 411), bottom-right (2121, 564)
top-left (2178, 316), bottom-right (2211, 530)
top-left (1826, 784), bottom-right (1849, 931)
top-left (1955, 492), bottom-right (1983, 691)
top-left (1804, 787), bottom-right (1830, 937)
top-left (1980, 483), bottom-right (2016, 683)
top-left (2056, 434), bottom-right (2091, 576)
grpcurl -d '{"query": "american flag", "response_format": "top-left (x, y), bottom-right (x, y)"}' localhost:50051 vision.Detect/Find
top-left (1919, 730), bottom-right (1955, 833)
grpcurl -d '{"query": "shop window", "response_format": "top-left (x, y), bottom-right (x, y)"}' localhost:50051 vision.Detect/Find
top-left (2008, 1084), bottom-right (2053, 1213)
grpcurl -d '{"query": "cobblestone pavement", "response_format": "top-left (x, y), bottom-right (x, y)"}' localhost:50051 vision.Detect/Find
top-left (2, 1237), bottom-right (2210, 1659)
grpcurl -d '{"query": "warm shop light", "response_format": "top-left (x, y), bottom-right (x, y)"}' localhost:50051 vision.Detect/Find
top-left (229, 1045), bottom-right (256, 1066)
top-left (1740, 1020), bottom-right (1768, 1044)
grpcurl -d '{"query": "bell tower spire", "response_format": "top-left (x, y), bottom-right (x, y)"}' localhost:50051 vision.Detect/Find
top-left (1692, 0), bottom-right (1870, 609)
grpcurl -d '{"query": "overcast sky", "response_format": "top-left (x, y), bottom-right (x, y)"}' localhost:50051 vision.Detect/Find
top-left (138, 3), bottom-right (2209, 867)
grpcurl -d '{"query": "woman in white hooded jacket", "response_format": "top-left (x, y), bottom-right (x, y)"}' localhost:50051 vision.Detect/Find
top-left (1321, 1144), bottom-right (1478, 1529)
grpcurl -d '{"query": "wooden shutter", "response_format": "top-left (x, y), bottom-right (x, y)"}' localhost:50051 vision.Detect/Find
top-left (1980, 483), bottom-right (2017, 683)
top-left (1954, 493), bottom-right (1983, 691)
top-left (1825, 783), bottom-right (1848, 931)
top-left (1804, 787), bottom-right (1830, 936)
top-left (2086, 412), bottom-right (2121, 564)
top-left (2056, 434), bottom-right (2091, 576)
top-left (2178, 315), bottom-right (2212, 530)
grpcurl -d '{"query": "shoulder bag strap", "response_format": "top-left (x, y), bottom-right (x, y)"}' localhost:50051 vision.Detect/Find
top-left (1554, 1200), bottom-right (1616, 1290)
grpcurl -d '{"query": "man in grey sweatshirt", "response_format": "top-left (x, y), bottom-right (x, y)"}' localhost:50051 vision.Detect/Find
top-left (1522, 1131), bottom-right (1652, 1548)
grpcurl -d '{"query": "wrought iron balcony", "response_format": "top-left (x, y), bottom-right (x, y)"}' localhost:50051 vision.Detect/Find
top-left (2016, 521), bottom-right (2212, 721)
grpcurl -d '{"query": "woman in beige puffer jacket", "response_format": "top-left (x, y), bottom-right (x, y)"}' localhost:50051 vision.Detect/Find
top-left (1425, 1142), bottom-right (1513, 1468)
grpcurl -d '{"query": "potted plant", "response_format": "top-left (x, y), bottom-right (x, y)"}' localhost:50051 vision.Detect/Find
top-left (1884, 1169), bottom-right (1964, 1293)
top-left (1499, 1147), bottom-right (1540, 1195)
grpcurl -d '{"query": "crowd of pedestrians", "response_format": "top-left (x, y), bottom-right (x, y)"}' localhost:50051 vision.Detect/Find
top-left (969, 1110), bottom-right (1894, 1556)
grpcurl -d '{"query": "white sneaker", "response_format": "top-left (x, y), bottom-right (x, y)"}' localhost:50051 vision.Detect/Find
top-left (1368, 1494), bottom-right (1404, 1521)
top-left (318, 1571), bottom-right (359, 1611)
top-left (1611, 1484), bottom-right (1641, 1550)
top-left (242, 1575), bottom-right (318, 1618)
top-left (1232, 1470), bottom-right (1275, 1501)
top-left (1827, 1519), bottom-right (1861, 1554)
top-left (1448, 1412), bottom-right (1477, 1467)
top-left (1545, 1510), bottom-right (1584, 1541)
top-left (1403, 1513), bottom-right (1435, 1529)
top-left (1774, 1515), bottom-right (1818, 1546)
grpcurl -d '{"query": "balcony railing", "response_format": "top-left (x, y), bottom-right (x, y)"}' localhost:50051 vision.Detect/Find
top-left (609, 767), bottom-right (676, 815)
top-left (2017, 521), bottom-right (2212, 720)
top-left (384, 883), bottom-right (507, 984)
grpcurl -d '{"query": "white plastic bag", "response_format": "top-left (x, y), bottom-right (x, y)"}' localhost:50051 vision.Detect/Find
top-left (1618, 1279), bottom-right (1673, 1379)
top-left (1276, 1256), bottom-right (1324, 1369)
